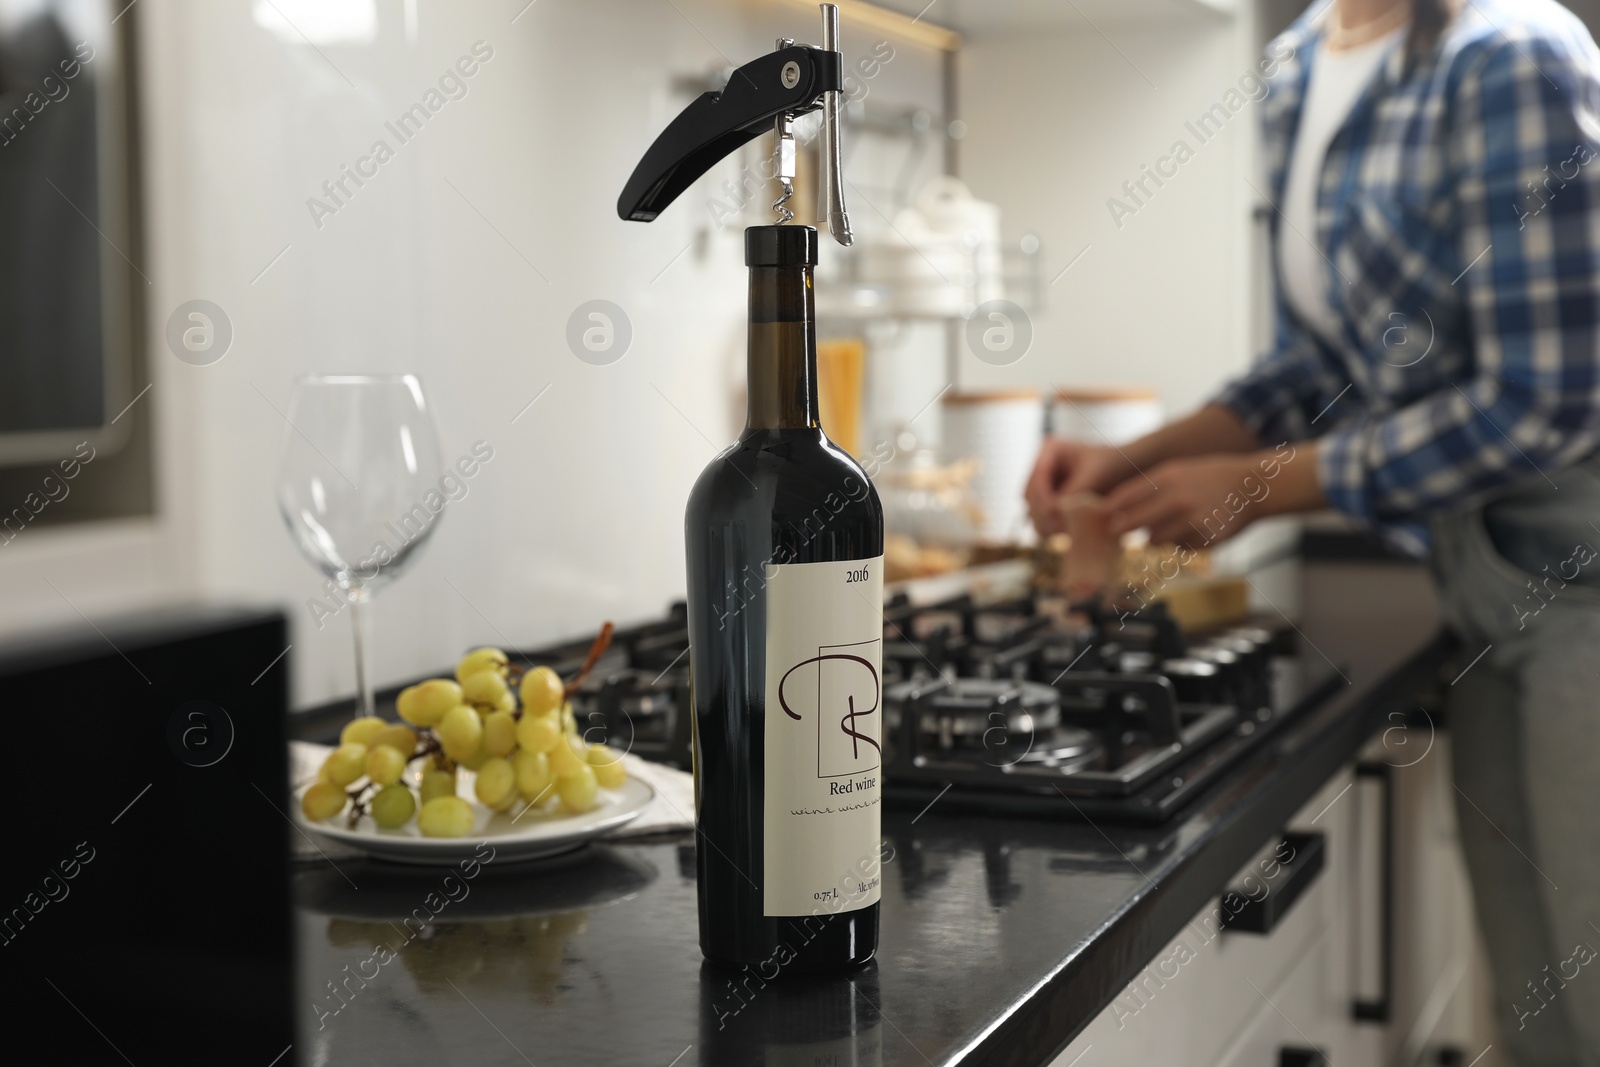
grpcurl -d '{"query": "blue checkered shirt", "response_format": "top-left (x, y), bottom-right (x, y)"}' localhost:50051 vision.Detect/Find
top-left (1210, 0), bottom-right (1600, 556)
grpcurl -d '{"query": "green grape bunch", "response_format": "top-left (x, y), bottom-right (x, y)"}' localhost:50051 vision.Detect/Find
top-left (300, 624), bottom-right (629, 838)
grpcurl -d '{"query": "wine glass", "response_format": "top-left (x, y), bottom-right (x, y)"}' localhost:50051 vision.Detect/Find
top-left (276, 374), bottom-right (445, 717)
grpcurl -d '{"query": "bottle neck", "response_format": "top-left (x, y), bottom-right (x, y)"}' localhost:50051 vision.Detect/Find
top-left (746, 264), bottom-right (819, 431)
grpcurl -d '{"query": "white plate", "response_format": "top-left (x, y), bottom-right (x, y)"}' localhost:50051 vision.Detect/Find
top-left (293, 777), bottom-right (655, 866)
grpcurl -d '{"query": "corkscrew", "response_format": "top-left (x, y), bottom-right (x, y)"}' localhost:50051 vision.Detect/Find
top-left (617, 2), bottom-right (853, 246)
top-left (772, 110), bottom-right (796, 225)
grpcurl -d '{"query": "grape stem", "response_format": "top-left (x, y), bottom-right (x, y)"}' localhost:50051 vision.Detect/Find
top-left (413, 733), bottom-right (443, 762)
top-left (412, 733), bottom-right (458, 775)
top-left (344, 733), bottom-right (449, 827)
top-left (345, 782), bottom-right (376, 827)
top-left (565, 621), bottom-right (615, 695)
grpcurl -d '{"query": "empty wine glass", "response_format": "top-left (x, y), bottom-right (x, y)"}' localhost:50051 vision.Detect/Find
top-left (276, 374), bottom-right (444, 717)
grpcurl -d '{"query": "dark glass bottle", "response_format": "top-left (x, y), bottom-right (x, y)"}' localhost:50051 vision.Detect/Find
top-left (685, 225), bottom-right (884, 973)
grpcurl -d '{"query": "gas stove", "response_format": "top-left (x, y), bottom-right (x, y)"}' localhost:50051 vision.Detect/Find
top-left (510, 603), bottom-right (694, 770)
top-left (876, 590), bottom-right (1338, 821)
top-left (508, 582), bottom-right (1338, 823)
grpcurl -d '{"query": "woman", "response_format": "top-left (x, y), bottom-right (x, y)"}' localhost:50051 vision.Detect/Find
top-left (1027, 0), bottom-right (1600, 1061)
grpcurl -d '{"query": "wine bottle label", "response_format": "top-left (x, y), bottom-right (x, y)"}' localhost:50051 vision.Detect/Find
top-left (762, 555), bottom-right (884, 918)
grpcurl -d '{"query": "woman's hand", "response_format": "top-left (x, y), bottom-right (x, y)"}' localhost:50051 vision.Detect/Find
top-left (1025, 438), bottom-right (1139, 536)
top-left (1102, 444), bottom-right (1323, 549)
top-left (1025, 406), bottom-right (1268, 537)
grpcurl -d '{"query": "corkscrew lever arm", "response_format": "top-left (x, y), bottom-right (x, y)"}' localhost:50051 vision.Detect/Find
top-left (817, 3), bottom-right (852, 246)
top-left (616, 3), bottom-right (850, 245)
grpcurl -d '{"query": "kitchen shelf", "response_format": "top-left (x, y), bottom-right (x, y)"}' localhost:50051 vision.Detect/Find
top-left (865, 0), bottom-right (1234, 39)
top-left (816, 243), bottom-right (1046, 321)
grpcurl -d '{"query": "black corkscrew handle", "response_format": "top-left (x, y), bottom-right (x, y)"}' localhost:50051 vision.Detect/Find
top-left (616, 44), bottom-right (842, 224)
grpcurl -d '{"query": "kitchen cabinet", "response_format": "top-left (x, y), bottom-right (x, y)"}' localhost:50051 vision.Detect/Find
top-left (1046, 771), bottom-right (1357, 1065)
top-left (1048, 734), bottom-right (1486, 1067)
top-left (1207, 920), bottom-right (1340, 1067)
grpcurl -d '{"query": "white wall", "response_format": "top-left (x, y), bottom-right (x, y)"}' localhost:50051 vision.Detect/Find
top-left (0, 0), bottom-right (943, 708)
top-left (957, 10), bottom-right (1265, 416)
top-left (1, 0), bottom-right (1270, 708)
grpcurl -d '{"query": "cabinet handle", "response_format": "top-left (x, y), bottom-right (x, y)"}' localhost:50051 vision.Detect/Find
top-left (1278, 1049), bottom-right (1327, 1067)
top-left (1352, 761), bottom-right (1394, 1023)
top-left (1220, 831), bottom-right (1325, 935)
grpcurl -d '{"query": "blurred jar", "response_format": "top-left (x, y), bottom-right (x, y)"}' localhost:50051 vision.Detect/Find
top-left (817, 337), bottom-right (866, 457)
top-left (880, 452), bottom-right (980, 545)
top-left (879, 450), bottom-right (980, 581)
top-left (1049, 387), bottom-right (1162, 445)
top-left (941, 390), bottom-right (1043, 545)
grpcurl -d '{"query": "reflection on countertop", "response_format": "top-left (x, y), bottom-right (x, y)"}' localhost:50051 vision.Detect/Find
top-left (295, 817), bottom-right (1174, 1066)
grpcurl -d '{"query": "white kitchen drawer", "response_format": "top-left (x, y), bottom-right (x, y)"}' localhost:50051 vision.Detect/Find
top-left (1171, 773), bottom-right (1352, 1066)
top-left (1206, 920), bottom-right (1336, 1067)
top-left (1049, 771), bottom-right (1356, 1067)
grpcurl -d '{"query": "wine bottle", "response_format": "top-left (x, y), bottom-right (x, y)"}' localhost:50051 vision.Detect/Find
top-left (685, 225), bottom-right (883, 972)
top-left (614, 4), bottom-right (875, 972)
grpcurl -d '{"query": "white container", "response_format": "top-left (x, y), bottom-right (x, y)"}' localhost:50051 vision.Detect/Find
top-left (1049, 387), bottom-right (1163, 446)
top-left (856, 178), bottom-right (1007, 317)
top-left (941, 390), bottom-right (1044, 545)
top-left (857, 209), bottom-right (969, 318)
top-left (914, 177), bottom-right (1004, 306)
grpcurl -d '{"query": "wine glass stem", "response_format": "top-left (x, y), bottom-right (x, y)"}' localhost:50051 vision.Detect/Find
top-left (349, 587), bottom-right (375, 718)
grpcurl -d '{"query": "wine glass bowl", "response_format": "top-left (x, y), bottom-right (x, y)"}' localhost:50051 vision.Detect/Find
top-left (276, 374), bottom-right (444, 714)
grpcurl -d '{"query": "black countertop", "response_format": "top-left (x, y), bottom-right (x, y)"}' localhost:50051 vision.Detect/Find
top-left (291, 592), bottom-right (1450, 1067)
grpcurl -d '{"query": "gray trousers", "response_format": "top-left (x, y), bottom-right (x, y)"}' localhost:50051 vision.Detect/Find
top-left (1432, 466), bottom-right (1600, 1067)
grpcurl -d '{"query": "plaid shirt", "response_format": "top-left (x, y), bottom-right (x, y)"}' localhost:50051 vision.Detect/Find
top-left (1211, 0), bottom-right (1600, 556)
